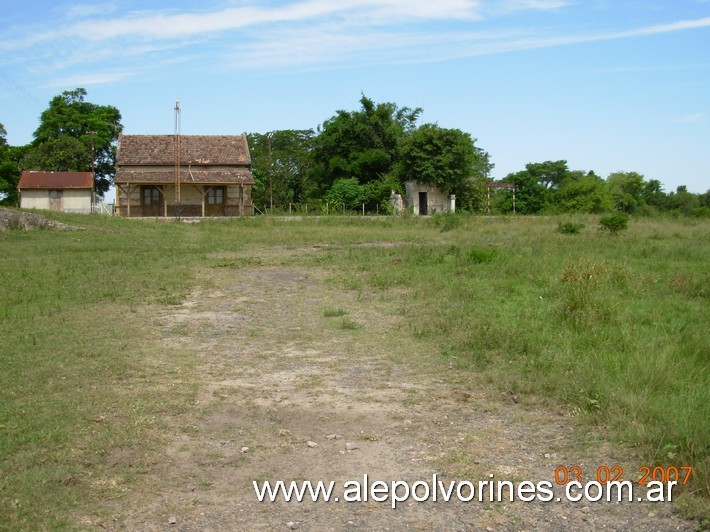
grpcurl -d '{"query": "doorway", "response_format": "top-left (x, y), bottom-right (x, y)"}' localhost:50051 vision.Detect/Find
top-left (141, 186), bottom-right (163, 216)
top-left (418, 192), bottom-right (428, 215)
top-left (206, 186), bottom-right (225, 216)
top-left (49, 190), bottom-right (63, 211)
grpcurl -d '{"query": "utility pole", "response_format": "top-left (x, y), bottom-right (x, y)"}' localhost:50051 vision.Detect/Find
top-left (174, 101), bottom-right (181, 217)
top-left (89, 130), bottom-right (95, 211)
top-left (267, 132), bottom-right (273, 212)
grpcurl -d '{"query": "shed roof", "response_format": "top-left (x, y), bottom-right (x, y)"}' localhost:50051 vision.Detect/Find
top-left (117, 135), bottom-right (251, 166)
top-left (18, 171), bottom-right (94, 190)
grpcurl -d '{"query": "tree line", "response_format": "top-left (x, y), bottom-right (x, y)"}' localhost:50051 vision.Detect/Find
top-left (1, 88), bottom-right (708, 216)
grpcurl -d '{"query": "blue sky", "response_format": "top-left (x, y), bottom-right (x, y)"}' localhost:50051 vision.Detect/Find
top-left (1, 0), bottom-right (709, 195)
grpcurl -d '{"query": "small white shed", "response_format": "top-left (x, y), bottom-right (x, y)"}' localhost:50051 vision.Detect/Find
top-left (404, 180), bottom-right (455, 215)
top-left (19, 172), bottom-right (94, 213)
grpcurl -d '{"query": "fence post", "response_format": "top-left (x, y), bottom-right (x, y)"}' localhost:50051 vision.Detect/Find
top-left (362, 203), bottom-right (365, 216)
top-left (326, 202), bottom-right (329, 215)
top-left (289, 203), bottom-right (292, 215)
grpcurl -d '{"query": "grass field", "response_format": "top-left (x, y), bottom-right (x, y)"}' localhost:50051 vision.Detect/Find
top-left (0, 212), bottom-right (708, 527)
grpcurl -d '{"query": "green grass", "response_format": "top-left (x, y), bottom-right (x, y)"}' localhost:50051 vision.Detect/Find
top-left (0, 212), bottom-right (708, 527)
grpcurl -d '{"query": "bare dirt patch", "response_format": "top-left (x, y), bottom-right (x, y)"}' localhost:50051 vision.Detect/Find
top-left (96, 255), bottom-right (697, 530)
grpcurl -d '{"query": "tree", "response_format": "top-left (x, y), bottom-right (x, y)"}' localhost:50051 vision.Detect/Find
top-left (606, 171), bottom-right (645, 213)
top-left (552, 171), bottom-right (613, 213)
top-left (499, 169), bottom-right (548, 214)
top-left (324, 178), bottom-right (365, 210)
top-left (248, 130), bottom-right (316, 209)
top-left (642, 179), bottom-right (667, 209)
top-left (311, 95), bottom-right (421, 191)
top-left (526, 160), bottom-right (569, 189)
top-left (397, 123), bottom-right (493, 212)
top-left (496, 161), bottom-right (570, 214)
top-left (0, 124), bottom-right (23, 205)
top-left (22, 88), bottom-right (122, 196)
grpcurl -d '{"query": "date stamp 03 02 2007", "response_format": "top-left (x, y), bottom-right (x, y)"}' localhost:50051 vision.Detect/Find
top-left (554, 465), bottom-right (694, 486)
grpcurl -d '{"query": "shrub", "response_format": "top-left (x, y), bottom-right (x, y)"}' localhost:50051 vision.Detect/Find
top-left (324, 178), bottom-right (365, 211)
top-left (599, 212), bottom-right (629, 235)
top-left (432, 211), bottom-right (463, 232)
top-left (557, 221), bottom-right (585, 235)
top-left (466, 246), bottom-right (498, 264)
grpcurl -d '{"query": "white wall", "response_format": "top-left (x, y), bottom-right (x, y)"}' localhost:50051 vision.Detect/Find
top-left (20, 189), bottom-right (92, 213)
top-left (404, 181), bottom-right (452, 215)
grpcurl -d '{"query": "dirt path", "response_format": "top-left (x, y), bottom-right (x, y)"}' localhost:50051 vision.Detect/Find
top-left (104, 253), bottom-right (695, 531)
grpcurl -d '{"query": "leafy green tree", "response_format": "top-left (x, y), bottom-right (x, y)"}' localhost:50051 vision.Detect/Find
top-left (248, 130), bottom-right (316, 209)
top-left (606, 171), bottom-right (645, 213)
top-left (324, 178), bottom-right (365, 210)
top-left (22, 88), bottom-right (122, 196)
top-left (0, 124), bottom-right (23, 205)
top-left (455, 176), bottom-right (488, 213)
top-left (552, 171), bottom-right (613, 213)
top-left (666, 185), bottom-right (701, 215)
top-left (311, 95), bottom-right (421, 191)
top-left (362, 174), bottom-right (401, 214)
top-left (499, 169), bottom-right (548, 214)
top-left (526, 160), bottom-right (570, 190)
top-left (398, 124), bottom-right (491, 196)
top-left (642, 179), bottom-right (667, 209)
top-left (496, 161), bottom-right (569, 214)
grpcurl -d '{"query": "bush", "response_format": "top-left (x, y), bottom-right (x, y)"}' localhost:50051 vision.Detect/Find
top-left (599, 212), bottom-right (629, 235)
top-left (557, 221), bottom-right (585, 234)
top-left (324, 178), bottom-right (365, 211)
top-left (432, 211), bottom-right (463, 232)
top-left (466, 246), bottom-right (498, 264)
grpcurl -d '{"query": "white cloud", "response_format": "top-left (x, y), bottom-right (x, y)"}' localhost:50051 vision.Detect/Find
top-left (45, 70), bottom-right (138, 88)
top-left (64, 3), bottom-right (118, 20)
top-left (675, 113), bottom-right (705, 123)
top-left (3, 0), bottom-right (710, 84)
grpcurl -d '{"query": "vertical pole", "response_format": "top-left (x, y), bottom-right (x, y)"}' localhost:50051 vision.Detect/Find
top-left (513, 185), bottom-right (516, 214)
top-left (89, 130), bottom-right (95, 212)
top-left (174, 101), bottom-right (181, 217)
top-left (267, 132), bottom-right (273, 212)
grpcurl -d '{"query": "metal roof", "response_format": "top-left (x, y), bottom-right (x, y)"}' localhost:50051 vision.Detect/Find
top-left (18, 171), bottom-right (94, 189)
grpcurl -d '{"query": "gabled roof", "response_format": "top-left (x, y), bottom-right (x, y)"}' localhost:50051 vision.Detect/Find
top-left (18, 171), bottom-right (94, 190)
top-left (117, 135), bottom-right (251, 166)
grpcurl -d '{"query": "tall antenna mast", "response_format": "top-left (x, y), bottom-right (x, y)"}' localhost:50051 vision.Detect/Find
top-left (174, 100), bottom-right (181, 214)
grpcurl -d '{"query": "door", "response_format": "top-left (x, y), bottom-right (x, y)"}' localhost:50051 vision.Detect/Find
top-left (206, 187), bottom-right (225, 216)
top-left (49, 190), bottom-right (63, 211)
top-left (141, 186), bottom-right (162, 216)
top-left (418, 191), bottom-right (428, 215)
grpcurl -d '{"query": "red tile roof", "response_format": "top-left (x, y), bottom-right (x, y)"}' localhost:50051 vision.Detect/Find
top-left (117, 135), bottom-right (251, 166)
top-left (115, 134), bottom-right (254, 185)
top-left (18, 171), bottom-right (94, 189)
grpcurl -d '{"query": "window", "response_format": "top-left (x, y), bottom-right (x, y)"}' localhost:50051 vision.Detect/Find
top-left (143, 187), bottom-right (161, 205)
top-left (207, 187), bottom-right (224, 205)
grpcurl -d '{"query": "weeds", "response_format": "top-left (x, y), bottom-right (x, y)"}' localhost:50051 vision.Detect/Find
top-left (0, 212), bottom-right (707, 525)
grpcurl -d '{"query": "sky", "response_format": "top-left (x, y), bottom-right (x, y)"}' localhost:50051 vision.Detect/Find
top-left (1, 0), bottom-right (709, 199)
